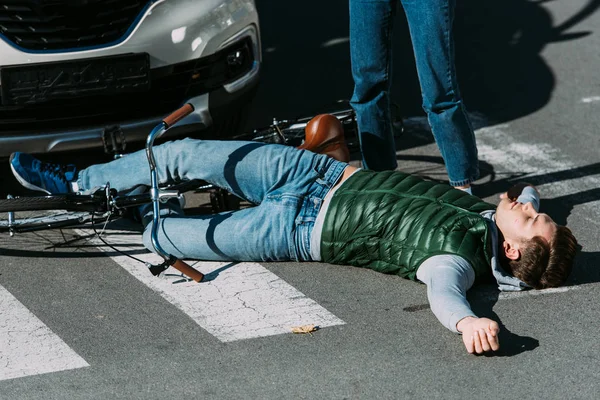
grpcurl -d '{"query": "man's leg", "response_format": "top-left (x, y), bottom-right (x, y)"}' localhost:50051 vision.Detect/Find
top-left (349, 0), bottom-right (398, 171)
top-left (401, 0), bottom-right (479, 187)
top-left (11, 138), bottom-right (345, 261)
top-left (78, 138), bottom-right (333, 205)
top-left (89, 138), bottom-right (345, 261)
top-left (140, 199), bottom-right (301, 261)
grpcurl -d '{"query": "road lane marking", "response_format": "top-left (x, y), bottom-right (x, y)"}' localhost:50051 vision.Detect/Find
top-left (497, 286), bottom-right (576, 299)
top-left (475, 123), bottom-right (600, 225)
top-left (405, 285), bottom-right (582, 312)
top-left (320, 37), bottom-right (349, 47)
top-left (0, 285), bottom-right (89, 381)
top-left (474, 285), bottom-right (581, 303)
top-left (75, 228), bottom-right (345, 342)
top-left (581, 96), bottom-right (600, 103)
top-left (400, 117), bottom-right (600, 225)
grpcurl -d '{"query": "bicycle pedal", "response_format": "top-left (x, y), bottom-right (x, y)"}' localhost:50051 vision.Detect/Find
top-left (102, 125), bottom-right (127, 157)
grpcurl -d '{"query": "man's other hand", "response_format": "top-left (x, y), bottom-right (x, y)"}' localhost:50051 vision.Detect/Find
top-left (500, 182), bottom-right (539, 201)
top-left (456, 317), bottom-right (500, 354)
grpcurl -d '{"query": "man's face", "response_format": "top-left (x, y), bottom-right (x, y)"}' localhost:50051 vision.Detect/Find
top-left (495, 197), bottom-right (557, 245)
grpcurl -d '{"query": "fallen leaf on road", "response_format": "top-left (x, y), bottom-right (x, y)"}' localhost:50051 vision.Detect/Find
top-left (291, 324), bottom-right (319, 335)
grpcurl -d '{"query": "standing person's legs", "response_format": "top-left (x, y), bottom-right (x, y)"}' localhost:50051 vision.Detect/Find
top-left (349, 0), bottom-right (398, 171)
top-left (401, 0), bottom-right (479, 187)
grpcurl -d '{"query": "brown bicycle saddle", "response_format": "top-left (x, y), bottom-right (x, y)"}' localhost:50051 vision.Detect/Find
top-left (297, 114), bottom-right (350, 163)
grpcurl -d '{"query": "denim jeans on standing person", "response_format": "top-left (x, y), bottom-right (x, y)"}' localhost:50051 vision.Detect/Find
top-left (349, 0), bottom-right (479, 187)
top-left (76, 138), bottom-right (347, 262)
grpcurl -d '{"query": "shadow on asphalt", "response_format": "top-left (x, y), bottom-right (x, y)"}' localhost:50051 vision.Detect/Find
top-left (200, 262), bottom-right (239, 282)
top-left (3, 0), bottom-right (600, 198)
top-left (0, 227), bottom-right (149, 259)
top-left (404, 286), bottom-right (541, 357)
top-left (250, 0), bottom-right (600, 132)
top-left (567, 250), bottom-right (600, 286)
top-left (471, 297), bottom-right (540, 357)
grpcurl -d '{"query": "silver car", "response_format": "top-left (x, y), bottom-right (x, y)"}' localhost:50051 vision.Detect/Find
top-left (0, 0), bottom-right (261, 158)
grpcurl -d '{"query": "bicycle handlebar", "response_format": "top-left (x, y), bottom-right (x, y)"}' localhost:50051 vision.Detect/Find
top-left (146, 102), bottom-right (205, 283)
top-left (145, 105), bottom-right (353, 282)
top-left (163, 103), bottom-right (194, 128)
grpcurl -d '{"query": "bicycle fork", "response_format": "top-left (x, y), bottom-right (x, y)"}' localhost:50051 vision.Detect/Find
top-left (144, 104), bottom-right (204, 283)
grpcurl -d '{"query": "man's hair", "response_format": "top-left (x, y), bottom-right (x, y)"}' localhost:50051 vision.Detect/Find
top-left (505, 226), bottom-right (578, 289)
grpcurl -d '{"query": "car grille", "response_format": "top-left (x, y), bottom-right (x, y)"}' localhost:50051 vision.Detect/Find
top-left (0, 0), bottom-right (151, 51)
top-left (0, 37), bottom-right (255, 133)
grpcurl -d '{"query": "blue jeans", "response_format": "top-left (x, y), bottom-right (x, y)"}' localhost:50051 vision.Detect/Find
top-left (77, 138), bottom-right (347, 261)
top-left (349, 0), bottom-right (479, 186)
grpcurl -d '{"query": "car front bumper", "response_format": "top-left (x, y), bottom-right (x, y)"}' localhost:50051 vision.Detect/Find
top-left (0, 0), bottom-right (261, 158)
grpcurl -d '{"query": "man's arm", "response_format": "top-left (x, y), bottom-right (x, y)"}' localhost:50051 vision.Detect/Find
top-left (416, 255), bottom-right (500, 354)
top-left (502, 183), bottom-right (541, 211)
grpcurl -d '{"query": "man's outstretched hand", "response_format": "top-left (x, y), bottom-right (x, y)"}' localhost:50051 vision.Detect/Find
top-left (456, 317), bottom-right (500, 354)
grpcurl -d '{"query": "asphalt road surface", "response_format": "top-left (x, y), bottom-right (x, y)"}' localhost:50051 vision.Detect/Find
top-left (1, 0), bottom-right (600, 399)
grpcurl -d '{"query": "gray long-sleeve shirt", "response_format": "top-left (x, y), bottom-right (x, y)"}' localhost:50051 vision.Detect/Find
top-left (311, 181), bottom-right (540, 333)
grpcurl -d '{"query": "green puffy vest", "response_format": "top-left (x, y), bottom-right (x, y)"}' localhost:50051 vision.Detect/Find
top-left (320, 170), bottom-right (497, 282)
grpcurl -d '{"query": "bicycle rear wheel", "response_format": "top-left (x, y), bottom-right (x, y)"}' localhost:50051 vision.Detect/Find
top-left (0, 194), bottom-right (100, 213)
top-left (0, 194), bottom-right (104, 233)
top-left (0, 195), bottom-right (135, 259)
top-left (0, 210), bottom-right (97, 233)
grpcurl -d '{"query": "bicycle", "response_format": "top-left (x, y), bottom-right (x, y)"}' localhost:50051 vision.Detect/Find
top-left (0, 102), bottom-right (359, 283)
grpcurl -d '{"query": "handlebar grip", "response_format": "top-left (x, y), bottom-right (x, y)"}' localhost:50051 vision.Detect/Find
top-left (172, 259), bottom-right (204, 282)
top-left (163, 103), bottom-right (195, 128)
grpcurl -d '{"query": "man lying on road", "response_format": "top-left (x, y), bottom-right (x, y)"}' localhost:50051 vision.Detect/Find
top-left (9, 135), bottom-right (577, 355)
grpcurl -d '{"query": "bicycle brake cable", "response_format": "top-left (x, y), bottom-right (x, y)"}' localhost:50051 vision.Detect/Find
top-left (91, 212), bottom-right (148, 265)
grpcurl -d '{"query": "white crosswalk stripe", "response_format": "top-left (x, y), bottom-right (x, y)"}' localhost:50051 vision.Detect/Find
top-left (477, 124), bottom-right (600, 194)
top-left (401, 118), bottom-right (600, 222)
top-left (0, 285), bottom-right (89, 381)
top-left (74, 228), bottom-right (345, 342)
top-left (476, 123), bottom-right (600, 225)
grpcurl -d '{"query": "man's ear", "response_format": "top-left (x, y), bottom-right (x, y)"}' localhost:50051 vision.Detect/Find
top-left (503, 240), bottom-right (521, 261)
